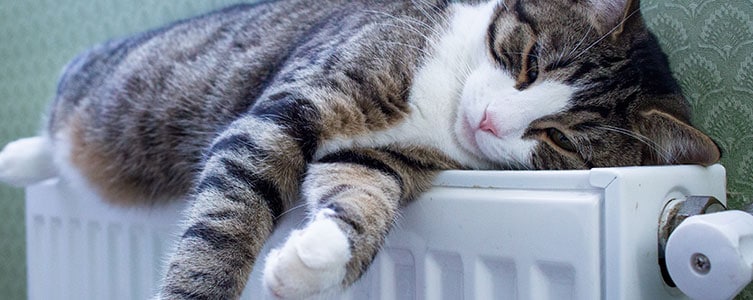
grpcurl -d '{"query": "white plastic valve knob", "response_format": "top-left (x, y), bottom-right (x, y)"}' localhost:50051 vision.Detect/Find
top-left (666, 210), bottom-right (753, 300)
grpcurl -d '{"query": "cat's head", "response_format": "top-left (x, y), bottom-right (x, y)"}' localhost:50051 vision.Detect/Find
top-left (455, 0), bottom-right (720, 169)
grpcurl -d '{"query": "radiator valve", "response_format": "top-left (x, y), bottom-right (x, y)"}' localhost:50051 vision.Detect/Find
top-left (659, 196), bottom-right (753, 300)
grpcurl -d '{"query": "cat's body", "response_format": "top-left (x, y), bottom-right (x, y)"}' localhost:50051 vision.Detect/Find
top-left (0, 0), bottom-right (721, 299)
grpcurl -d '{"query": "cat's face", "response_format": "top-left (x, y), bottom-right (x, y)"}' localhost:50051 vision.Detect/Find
top-left (455, 0), bottom-right (720, 169)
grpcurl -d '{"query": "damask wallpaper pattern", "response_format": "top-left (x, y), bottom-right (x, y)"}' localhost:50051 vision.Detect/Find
top-left (0, 0), bottom-right (752, 299)
top-left (641, 1), bottom-right (753, 297)
top-left (643, 0), bottom-right (753, 212)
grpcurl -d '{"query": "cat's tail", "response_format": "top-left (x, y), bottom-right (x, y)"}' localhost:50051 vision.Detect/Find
top-left (0, 136), bottom-right (58, 187)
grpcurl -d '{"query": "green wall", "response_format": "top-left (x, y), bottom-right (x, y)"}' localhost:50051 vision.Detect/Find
top-left (0, 0), bottom-right (752, 299)
top-left (642, 1), bottom-right (753, 212)
top-left (642, 2), bottom-right (753, 297)
top-left (0, 1), bottom-right (248, 299)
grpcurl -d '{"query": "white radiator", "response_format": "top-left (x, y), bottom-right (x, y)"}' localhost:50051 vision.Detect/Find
top-left (26, 165), bottom-right (752, 299)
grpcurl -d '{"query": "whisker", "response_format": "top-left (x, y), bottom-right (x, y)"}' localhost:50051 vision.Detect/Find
top-left (410, 0), bottom-right (449, 29)
top-left (363, 12), bottom-right (438, 42)
top-left (361, 1), bottom-right (447, 39)
top-left (568, 25), bottom-right (593, 58)
top-left (573, 134), bottom-right (594, 164)
top-left (572, 9), bottom-right (641, 61)
top-left (505, 51), bottom-right (542, 59)
top-left (499, 0), bottom-right (509, 11)
top-left (276, 202), bottom-right (307, 220)
top-left (373, 40), bottom-right (431, 57)
top-left (594, 125), bottom-right (674, 163)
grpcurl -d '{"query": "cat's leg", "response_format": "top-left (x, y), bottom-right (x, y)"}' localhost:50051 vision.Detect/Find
top-left (158, 114), bottom-right (315, 299)
top-left (263, 146), bottom-right (459, 299)
top-left (0, 136), bottom-right (57, 187)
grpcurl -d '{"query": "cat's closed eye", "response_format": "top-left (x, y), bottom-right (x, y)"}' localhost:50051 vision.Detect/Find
top-left (545, 128), bottom-right (576, 152)
top-left (515, 39), bottom-right (540, 90)
top-left (524, 52), bottom-right (538, 86)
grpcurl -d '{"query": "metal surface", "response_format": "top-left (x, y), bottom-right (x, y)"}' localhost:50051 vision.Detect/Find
top-left (658, 196), bottom-right (726, 286)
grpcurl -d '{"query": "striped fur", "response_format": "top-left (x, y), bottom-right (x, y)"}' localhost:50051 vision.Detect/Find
top-left (0, 0), bottom-right (722, 298)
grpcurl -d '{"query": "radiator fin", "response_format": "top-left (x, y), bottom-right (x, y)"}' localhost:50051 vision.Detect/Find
top-left (478, 257), bottom-right (518, 299)
top-left (531, 261), bottom-right (576, 300)
top-left (27, 214), bottom-right (171, 300)
top-left (426, 251), bottom-right (464, 299)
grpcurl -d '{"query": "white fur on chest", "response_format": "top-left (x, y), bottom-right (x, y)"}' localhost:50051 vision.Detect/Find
top-left (314, 2), bottom-right (499, 169)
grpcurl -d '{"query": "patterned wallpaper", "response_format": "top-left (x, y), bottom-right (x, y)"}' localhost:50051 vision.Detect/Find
top-left (0, 0), bottom-right (751, 299)
top-left (643, 0), bottom-right (753, 214)
top-left (641, 0), bottom-right (753, 297)
top-left (0, 1), bottom-right (250, 299)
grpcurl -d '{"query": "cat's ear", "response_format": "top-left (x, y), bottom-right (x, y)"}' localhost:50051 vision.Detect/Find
top-left (637, 109), bottom-right (721, 166)
top-left (587, 0), bottom-right (643, 40)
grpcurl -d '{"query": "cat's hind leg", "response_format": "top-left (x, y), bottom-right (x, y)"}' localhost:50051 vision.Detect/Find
top-left (0, 136), bottom-right (57, 187)
top-left (263, 147), bottom-right (458, 299)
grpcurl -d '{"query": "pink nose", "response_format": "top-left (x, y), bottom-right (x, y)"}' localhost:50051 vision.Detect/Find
top-left (479, 110), bottom-right (499, 137)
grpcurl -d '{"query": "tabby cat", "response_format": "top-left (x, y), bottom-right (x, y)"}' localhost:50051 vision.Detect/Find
top-left (0, 0), bottom-right (720, 298)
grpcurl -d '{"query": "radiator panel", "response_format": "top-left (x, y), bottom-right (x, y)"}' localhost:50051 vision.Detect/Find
top-left (25, 165), bottom-right (727, 299)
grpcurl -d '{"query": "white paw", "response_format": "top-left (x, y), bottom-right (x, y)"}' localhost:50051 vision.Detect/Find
top-left (0, 137), bottom-right (56, 187)
top-left (263, 213), bottom-right (352, 299)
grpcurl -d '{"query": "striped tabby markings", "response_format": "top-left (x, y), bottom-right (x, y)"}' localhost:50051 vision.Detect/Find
top-left (262, 146), bottom-right (459, 298)
top-left (162, 113), bottom-right (317, 299)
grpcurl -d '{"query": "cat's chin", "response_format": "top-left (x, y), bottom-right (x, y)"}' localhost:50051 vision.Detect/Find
top-left (456, 116), bottom-right (482, 155)
top-left (476, 135), bottom-right (536, 168)
top-left (454, 114), bottom-right (535, 168)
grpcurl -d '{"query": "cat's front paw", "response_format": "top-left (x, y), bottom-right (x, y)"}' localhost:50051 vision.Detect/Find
top-left (263, 212), bottom-right (351, 299)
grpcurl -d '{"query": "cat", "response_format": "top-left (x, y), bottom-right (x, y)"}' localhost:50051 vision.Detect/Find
top-left (0, 0), bottom-right (721, 298)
